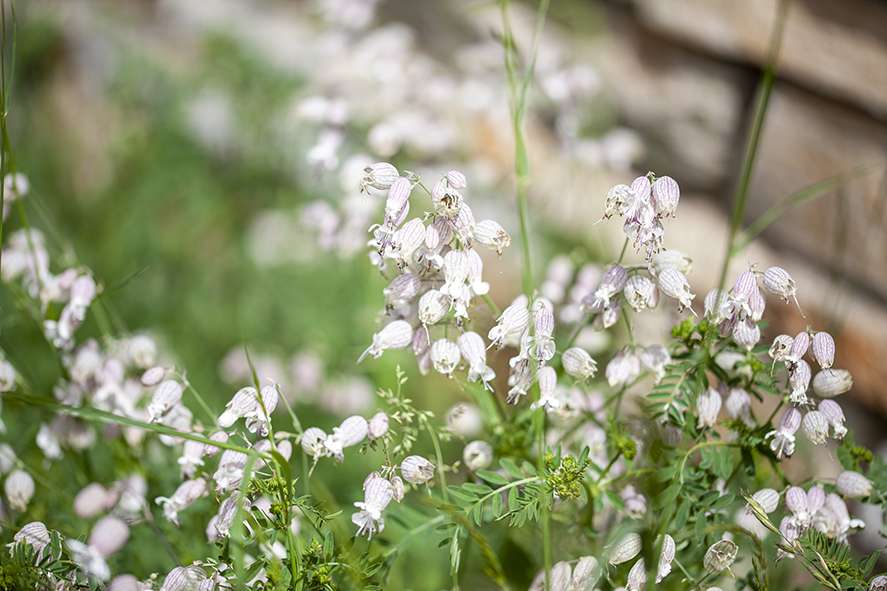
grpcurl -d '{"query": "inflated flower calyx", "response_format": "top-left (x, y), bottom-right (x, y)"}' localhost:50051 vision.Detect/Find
top-left (609, 532), bottom-right (642, 565)
top-left (704, 539), bottom-right (738, 572)
top-left (836, 471), bottom-right (873, 499)
top-left (812, 368), bottom-right (853, 398)
top-left (400, 455), bottom-right (435, 485)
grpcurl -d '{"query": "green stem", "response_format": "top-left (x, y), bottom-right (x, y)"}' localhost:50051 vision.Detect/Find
top-left (422, 416), bottom-right (449, 503)
top-left (716, 0), bottom-right (790, 292)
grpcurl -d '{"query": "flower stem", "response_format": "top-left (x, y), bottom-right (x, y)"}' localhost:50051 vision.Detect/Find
top-left (717, 0), bottom-right (789, 292)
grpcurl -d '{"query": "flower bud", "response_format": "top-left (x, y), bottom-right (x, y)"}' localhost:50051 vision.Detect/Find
top-left (703, 539), bottom-right (738, 572)
top-left (802, 410), bottom-right (829, 445)
top-left (0, 443), bottom-right (17, 475)
top-left (401, 455), bottom-right (435, 485)
top-left (360, 412), bottom-right (386, 442)
top-left (4, 469), bottom-right (34, 511)
top-left (562, 347), bottom-right (597, 381)
top-left (462, 440), bottom-right (493, 471)
top-left (750, 488), bottom-right (779, 514)
top-left (652, 175), bottom-right (680, 217)
top-left (811, 331), bottom-right (835, 369)
top-left (836, 470), bottom-right (873, 499)
top-left (608, 532), bottom-right (642, 565)
top-left (812, 368), bottom-right (853, 398)
top-left (606, 349), bottom-right (641, 388)
top-left (869, 575), bottom-right (887, 591)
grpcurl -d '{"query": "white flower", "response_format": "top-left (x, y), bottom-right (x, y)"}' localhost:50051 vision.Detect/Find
top-left (788, 360), bottom-right (812, 405)
top-left (418, 289), bottom-right (450, 326)
top-left (4, 469), bottom-right (34, 511)
top-left (626, 558), bottom-right (646, 591)
top-left (811, 331), bottom-right (835, 369)
top-left (818, 400), bottom-right (847, 438)
top-left (657, 267), bottom-right (695, 312)
top-left (531, 366), bottom-right (560, 412)
top-left (703, 539), bottom-right (738, 573)
top-left (141, 366), bottom-right (166, 387)
top-left (352, 474), bottom-right (394, 539)
top-left (67, 540), bottom-right (111, 582)
top-left (358, 320), bottom-right (413, 362)
top-left (762, 266), bottom-right (798, 304)
top-left (147, 380), bottom-right (184, 422)
top-left (213, 450), bottom-right (248, 493)
top-left (812, 368), bottom-right (853, 398)
top-left (697, 388), bottom-right (722, 429)
top-left (652, 176), bottom-right (680, 217)
top-left (159, 566), bottom-right (208, 591)
top-left (89, 515), bottom-right (130, 557)
top-left (609, 532), bottom-right (642, 565)
top-left (177, 439), bottom-right (206, 477)
top-left (725, 387), bottom-right (754, 427)
top-left (12, 522), bottom-right (51, 555)
top-left (651, 249), bottom-right (692, 275)
top-left (401, 455), bottom-right (435, 485)
top-left (74, 483), bottom-right (115, 519)
top-left (802, 410), bottom-right (829, 445)
top-left (562, 347), bottom-right (597, 381)
top-left (624, 275), bottom-right (658, 312)
top-left (488, 295), bottom-right (529, 348)
top-left (430, 338), bottom-right (461, 376)
top-left (750, 488), bottom-right (780, 514)
top-left (462, 440), bottom-right (493, 471)
top-left (368, 411), bottom-right (389, 440)
top-left (656, 534), bottom-right (676, 583)
top-left (458, 331), bottom-right (495, 389)
top-left (155, 478), bottom-right (208, 525)
top-left (0, 443), bottom-right (16, 474)
top-left (474, 220), bottom-right (511, 255)
top-left (0, 358), bottom-right (17, 392)
top-left (361, 162), bottom-right (399, 196)
top-left (766, 407), bottom-right (801, 459)
top-left (836, 471), bottom-right (873, 499)
top-left (446, 403), bottom-right (482, 437)
top-left (606, 349), bottom-right (641, 388)
top-left (324, 415), bottom-right (369, 461)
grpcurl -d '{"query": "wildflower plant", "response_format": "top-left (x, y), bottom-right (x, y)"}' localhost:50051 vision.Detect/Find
top-left (0, 0), bottom-right (885, 590)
